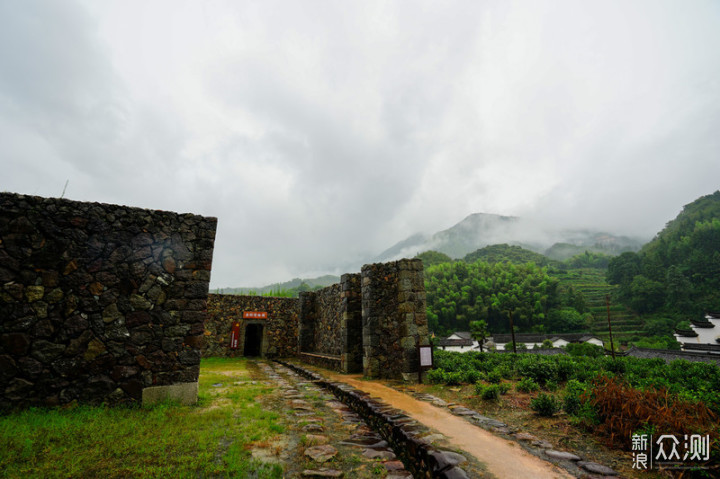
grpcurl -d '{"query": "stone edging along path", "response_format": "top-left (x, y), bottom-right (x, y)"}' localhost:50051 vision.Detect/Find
top-left (259, 361), bottom-right (418, 478)
top-left (277, 361), bottom-right (472, 479)
top-left (279, 361), bottom-right (622, 479)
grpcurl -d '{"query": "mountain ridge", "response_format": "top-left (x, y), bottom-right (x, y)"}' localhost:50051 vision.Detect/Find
top-left (377, 212), bottom-right (646, 262)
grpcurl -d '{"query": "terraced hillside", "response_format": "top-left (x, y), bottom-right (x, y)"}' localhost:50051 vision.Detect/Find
top-left (553, 268), bottom-right (644, 344)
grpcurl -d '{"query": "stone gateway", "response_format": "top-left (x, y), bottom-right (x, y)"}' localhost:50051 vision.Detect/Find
top-left (205, 259), bottom-right (430, 381)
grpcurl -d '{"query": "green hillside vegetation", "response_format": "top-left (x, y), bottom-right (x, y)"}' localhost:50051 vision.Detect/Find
top-left (607, 191), bottom-right (720, 318)
top-left (462, 244), bottom-right (554, 266)
top-left (425, 260), bottom-right (567, 336)
top-left (415, 250), bottom-right (453, 268)
top-left (421, 248), bottom-right (651, 346)
top-left (212, 274), bottom-right (340, 297)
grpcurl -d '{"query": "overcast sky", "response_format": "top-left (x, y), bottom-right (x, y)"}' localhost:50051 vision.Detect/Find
top-left (2, 0), bottom-right (719, 288)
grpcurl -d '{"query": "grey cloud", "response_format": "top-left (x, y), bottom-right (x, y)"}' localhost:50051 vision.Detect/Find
top-left (2, 0), bottom-right (720, 288)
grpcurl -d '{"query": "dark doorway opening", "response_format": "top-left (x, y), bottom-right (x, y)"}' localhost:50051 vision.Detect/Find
top-left (244, 324), bottom-right (263, 356)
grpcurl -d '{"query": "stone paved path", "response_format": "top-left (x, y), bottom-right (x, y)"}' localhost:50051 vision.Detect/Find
top-left (321, 372), bottom-right (576, 479)
top-left (254, 361), bottom-right (415, 478)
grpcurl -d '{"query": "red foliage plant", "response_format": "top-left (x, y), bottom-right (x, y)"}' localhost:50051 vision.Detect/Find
top-left (583, 375), bottom-right (719, 472)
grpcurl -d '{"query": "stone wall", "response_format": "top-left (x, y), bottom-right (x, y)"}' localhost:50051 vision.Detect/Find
top-left (0, 193), bottom-right (217, 410)
top-left (297, 259), bottom-right (428, 379)
top-left (312, 284), bottom-right (342, 356)
top-left (362, 259), bottom-right (429, 380)
top-left (204, 259), bottom-right (428, 380)
top-left (339, 273), bottom-right (362, 374)
top-left (204, 294), bottom-right (299, 358)
top-left (298, 273), bottom-right (363, 373)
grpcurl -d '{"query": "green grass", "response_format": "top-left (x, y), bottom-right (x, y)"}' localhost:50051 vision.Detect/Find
top-left (0, 358), bottom-right (283, 479)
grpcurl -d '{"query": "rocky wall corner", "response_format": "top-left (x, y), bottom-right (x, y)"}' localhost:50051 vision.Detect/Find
top-left (361, 258), bottom-right (429, 380)
top-left (0, 193), bottom-right (217, 410)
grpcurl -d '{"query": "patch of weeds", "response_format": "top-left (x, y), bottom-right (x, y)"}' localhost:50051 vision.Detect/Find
top-left (372, 463), bottom-right (386, 475)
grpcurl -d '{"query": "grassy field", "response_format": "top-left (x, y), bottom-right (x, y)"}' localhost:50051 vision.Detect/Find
top-left (0, 358), bottom-right (283, 479)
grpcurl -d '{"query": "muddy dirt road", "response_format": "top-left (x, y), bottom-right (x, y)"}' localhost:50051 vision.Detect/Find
top-left (323, 372), bottom-right (574, 479)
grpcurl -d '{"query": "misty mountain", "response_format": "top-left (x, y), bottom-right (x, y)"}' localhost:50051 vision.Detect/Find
top-left (212, 274), bottom-right (340, 295)
top-left (377, 212), bottom-right (645, 262)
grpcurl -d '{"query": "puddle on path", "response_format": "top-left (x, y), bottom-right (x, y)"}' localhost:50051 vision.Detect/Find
top-left (323, 373), bottom-right (573, 479)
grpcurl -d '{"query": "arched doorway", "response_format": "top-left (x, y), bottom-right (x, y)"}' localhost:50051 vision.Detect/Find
top-left (244, 323), bottom-right (264, 356)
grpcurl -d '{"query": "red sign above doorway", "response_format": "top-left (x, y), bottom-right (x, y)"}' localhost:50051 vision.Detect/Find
top-left (243, 311), bottom-right (267, 319)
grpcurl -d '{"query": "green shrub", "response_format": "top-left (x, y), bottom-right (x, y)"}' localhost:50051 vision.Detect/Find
top-left (486, 369), bottom-right (503, 384)
top-left (566, 342), bottom-right (605, 357)
top-left (444, 371), bottom-right (464, 386)
top-left (463, 369), bottom-right (483, 384)
top-left (505, 341), bottom-right (527, 351)
top-left (563, 379), bottom-right (586, 416)
top-left (517, 357), bottom-right (559, 385)
top-left (475, 382), bottom-right (502, 400)
top-left (426, 368), bottom-right (447, 384)
top-left (545, 380), bottom-right (558, 392)
top-left (497, 364), bottom-right (514, 379)
top-left (530, 393), bottom-right (561, 417)
top-left (516, 377), bottom-right (540, 393)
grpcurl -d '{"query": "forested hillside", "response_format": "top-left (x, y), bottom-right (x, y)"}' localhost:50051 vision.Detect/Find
top-left (607, 191), bottom-right (720, 317)
top-left (462, 244), bottom-right (553, 265)
top-left (423, 257), bottom-right (605, 337)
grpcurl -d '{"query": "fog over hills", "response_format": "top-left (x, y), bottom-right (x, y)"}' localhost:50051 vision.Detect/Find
top-left (377, 212), bottom-right (646, 261)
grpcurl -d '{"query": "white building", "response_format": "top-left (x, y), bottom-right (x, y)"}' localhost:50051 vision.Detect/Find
top-left (490, 333), bottom-right (604, 351)
top-left (436, 331), bottom-right (479, 353)
top-left (436, 331), bottom-right (604, 352)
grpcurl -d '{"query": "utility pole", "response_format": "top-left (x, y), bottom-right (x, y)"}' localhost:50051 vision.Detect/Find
top-left (605, 294), bottom-right (616, 360)
top-left (509, 310), bottom-right (517, 354)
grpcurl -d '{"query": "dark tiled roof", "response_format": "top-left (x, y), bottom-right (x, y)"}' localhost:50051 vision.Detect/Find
top-left (682, 343), bottom-right (720, 353)
top-left (448, 331), bottom-right (472, 340)
top-left (491, 333), bottom-right (600, 344)
top-left (625, 346), bottom-right (720, 366)
top-left (496, 348), bottom-right (568, 356)
top-left (437, 338), bottom-right (474, 347)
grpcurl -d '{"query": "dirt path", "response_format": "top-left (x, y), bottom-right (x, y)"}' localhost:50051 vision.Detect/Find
top-left (324, 373), bottom-right (574, 479)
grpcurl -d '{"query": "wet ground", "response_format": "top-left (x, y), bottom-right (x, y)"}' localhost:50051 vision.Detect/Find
top-left (248, 361), bottom-right (419, 478)
top-left (321, 372), bottom-right (574, 479)
top-left (238, 360), bottom-right (628, 478)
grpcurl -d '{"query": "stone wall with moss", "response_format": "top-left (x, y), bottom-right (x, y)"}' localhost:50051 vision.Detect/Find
top-left (204, 294), bottom-right (299, 358)
top-left (362, 259), bottom-right (429, 379)
top-left (0, 193), bottom-right (217, 410)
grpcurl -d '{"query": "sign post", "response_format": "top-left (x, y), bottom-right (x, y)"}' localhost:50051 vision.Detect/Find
top-left (418, 344), bottom-right (434, 384)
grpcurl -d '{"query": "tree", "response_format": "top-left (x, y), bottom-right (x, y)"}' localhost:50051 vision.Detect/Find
top-left (629, 275), bottom-right (665, 314)
top-left (470, 320), bottom-right (489, 352)
top-left (416, 250), bottom-right (453, 268)
top-left (607, 252), bottom-right (641, 287)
